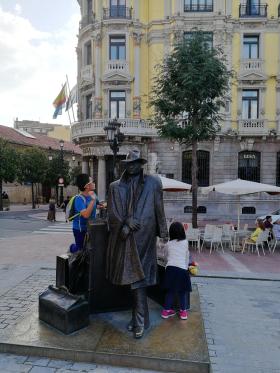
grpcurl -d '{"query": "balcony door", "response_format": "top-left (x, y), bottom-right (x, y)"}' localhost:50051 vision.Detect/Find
top-left (246, 0), bottom-right (260, 15)
top-left (243, 35), bottom-right (259, 59)
top-left (110, 0), bottom-right (126, 18)
top-left (109, 36), bottom-right (126, 60)
top-left (242, 90), bottom-right (259, 119)
top-left (110, 91), bottom-right (126, 119)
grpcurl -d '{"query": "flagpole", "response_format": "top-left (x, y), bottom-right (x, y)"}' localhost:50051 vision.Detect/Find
top-left (66, 75), bottom-right (76, 123)
top-left (63, 83), bottom-right (72, 126)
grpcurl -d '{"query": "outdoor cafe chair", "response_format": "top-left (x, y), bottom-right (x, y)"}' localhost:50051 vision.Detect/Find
top-left (242, 230), bottom-right (269, 256)
top-left (200, 224), bottom-right (215, 242)
top-left (221, 224), bottom-right (234, 250)
top-left (186, 228), bottom-right (201, 252)
top-left (201, 227), bottom-right (224, 254)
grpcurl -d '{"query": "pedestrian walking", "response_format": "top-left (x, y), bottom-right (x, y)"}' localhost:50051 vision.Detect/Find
top-left (161, 221), bottom-right (192, 321)
top-left (47, 197), bottom-right (56, 222)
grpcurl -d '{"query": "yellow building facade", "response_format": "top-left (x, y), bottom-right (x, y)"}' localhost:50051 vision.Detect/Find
top-left (73, 0), bottom-right (280, 220)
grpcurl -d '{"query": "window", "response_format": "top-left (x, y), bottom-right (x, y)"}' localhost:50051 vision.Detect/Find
top-left (243, 35), bottom-right (259, 59)
top-left (246, 0), bottom-right (260, 15)
top-left (184, 32), bottom-right (213, 49)
top-left (238, 151), bottom-right (260, 182)
top-left (110, 91), bottom-right (126, 119)
top-left (109, 36), bottom-right (126, 60)
top-left (242, 207), bottom-right (256, 214)
top-left (184, 0), bottom-right (213, 12)
top-left (184, 206), bottom-right (207, 213)
top-left (276, 152), bottom-right (280, 186)
top-left (166, 173), bottom-right (174, 179)
top-left (87, 0), bottom-right (92, 16)
top-left (110, 0), bottom-right (126, 17)
top-left (182, 150), bottom-right (210, 187)
top-left (242, 90), bottom-right (259, 119)
top-left (85, 94), bottom-right (92, 119)
top-left (84, 41), bottom-right (92, 65)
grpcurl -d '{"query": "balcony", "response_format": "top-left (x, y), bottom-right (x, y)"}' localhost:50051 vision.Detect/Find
top-left (240, 59), bottom-right (264, 73)
top-left (71, 119), bottom-right (158, 141)
top-left (105, 60), bottom-right (129, 75)
top-left (81, 65), bottom-right (94, 83)
top-left (80, 14), bottom-right (94, 29)
top-left (184, 3), bottom-right (213, 12)
top-left (103, 7), bottom-right (132, 20)
top-left (238, 119), bottom-right (268, 136)
top-left (239, 4), bottom-right (267, 18)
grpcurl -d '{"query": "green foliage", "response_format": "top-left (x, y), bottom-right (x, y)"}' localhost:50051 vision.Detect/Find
top-left (18, 147), bottom-right (49, 184)
top-left (44, 154), bottom-right (70, 187)
top-left (150, 31), bottom-right (232, 143)
top-left (69, 165), bottom-right (82, 185)
top-left (0, 139), bottom-right (19, 183)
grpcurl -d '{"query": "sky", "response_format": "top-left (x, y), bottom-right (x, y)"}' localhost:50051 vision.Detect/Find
top-left (0, 0), bottom-right (80, 127)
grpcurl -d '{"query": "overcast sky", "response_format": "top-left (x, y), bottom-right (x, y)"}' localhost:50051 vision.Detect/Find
top-left (0, 0), bottom-right (80, 127)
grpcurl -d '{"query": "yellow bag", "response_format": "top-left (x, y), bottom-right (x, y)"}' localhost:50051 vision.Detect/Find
top-left (189, 264), bottom-right (199, 276)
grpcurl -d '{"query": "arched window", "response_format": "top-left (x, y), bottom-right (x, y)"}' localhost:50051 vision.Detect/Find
top-left (276, 152), bottom-right (280, 186)
top-left (182, 150), bottom-right (210, 186)
top-left (242, 206), bottom-right (256, 214)
top-left (238, 151), bottom-right (260, 182)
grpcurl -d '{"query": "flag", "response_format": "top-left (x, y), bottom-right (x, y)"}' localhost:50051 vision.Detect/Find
top-left (52, 84), bottom-right (67, 119)
top-left (66, 85), bottom-right (77, 111)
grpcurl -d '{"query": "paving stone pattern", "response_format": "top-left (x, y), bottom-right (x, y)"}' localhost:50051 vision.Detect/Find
top-left (193, 277), bottom-right (280, 373)
top-left (0, 269), bottom-right (54, 330)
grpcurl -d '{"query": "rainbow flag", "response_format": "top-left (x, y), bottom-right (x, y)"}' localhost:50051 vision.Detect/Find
top-left (53, 84), bottom-right (67, 119)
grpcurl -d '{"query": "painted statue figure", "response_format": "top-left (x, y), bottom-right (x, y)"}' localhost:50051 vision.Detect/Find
top-left (106, 150), bottom-right (168, 339)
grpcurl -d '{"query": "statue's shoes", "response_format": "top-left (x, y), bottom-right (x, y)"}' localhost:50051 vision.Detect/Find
top-left (127, 320), bottom-right (150, 332)
top-left (133, 326), bottom-right (144, 339)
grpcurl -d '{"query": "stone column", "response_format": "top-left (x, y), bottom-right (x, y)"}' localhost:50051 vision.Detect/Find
top-left (94, 33), bottom-right (102, 118)
top-left (82, 160), bottom-right (89, 174)
top-left (133, 32), bottom-right (142, 118)
top-left (164, 0), bottom-right (171, 18)
top-left (97, 157), bottom-right (106, 201)
top-left (89, 159), bottom-right (94, 177)
top-left (134, 0), bottom-right (139, 20)
top-left (175, 0), bottom-right (182, 15)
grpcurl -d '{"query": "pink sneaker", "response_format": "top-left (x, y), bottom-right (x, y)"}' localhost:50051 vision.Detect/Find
top-left (179, 310), bottom-right (188, 320)
top-left (161, 309), bottom-right (176, 319)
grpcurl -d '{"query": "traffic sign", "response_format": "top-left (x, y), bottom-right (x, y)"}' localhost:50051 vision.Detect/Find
top-left (58, 177), bottom-right (64, 184)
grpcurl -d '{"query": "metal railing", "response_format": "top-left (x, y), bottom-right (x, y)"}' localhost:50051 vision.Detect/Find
top-left (71, 119), bottom-right (158, 140)
top-left (103, 7), bottom-right (132, 20)
top-left (184, 3), bottom-right (213, 12)
top-left (279, 4), bottom-right (280, 17)
top-left (239, 4), bottom-right (267, 17)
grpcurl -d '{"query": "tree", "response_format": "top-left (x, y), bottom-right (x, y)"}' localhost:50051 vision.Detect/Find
top-left (0, 139), bottom-right (19, 211)
top-left (18, 148), bottom-right (49, 209)
top-left (44, 154), bottom-right (71, 203)
top-left (151, 32), bottom-right (232, 227)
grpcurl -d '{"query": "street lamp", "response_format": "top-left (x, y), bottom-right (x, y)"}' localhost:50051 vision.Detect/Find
top-left (59, 139), bottom-right (64, 206)
top-left (104, 118), bottom-right (124, 180)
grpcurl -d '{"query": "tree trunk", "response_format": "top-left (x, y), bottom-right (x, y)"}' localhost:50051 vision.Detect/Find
top-left (0, 178), bottom-right (3, 212)
top-left (31, 182), bottom-right (35, 209)
top-left (192, 141), bottom-right (198, 228)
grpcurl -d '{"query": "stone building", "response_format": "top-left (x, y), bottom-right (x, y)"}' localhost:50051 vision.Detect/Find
top-left (72, 0), bottom-right (280, 221)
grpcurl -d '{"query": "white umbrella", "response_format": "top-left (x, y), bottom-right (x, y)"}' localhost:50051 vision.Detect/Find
top-left (201, 178), bottom-right (280, 229)
top-left (157, 175), bottom-right (192, 192)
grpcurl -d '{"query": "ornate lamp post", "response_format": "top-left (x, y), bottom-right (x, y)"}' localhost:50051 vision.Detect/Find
top-left (59, 139), bottom-right (64, 206)
top-left (104, 118), bottom-right (124, 180)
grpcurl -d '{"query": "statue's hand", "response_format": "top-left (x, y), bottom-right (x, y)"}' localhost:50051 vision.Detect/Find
top-left (125, 217), bottom-right (141, 231)
top-left (120, 225), bottom-right (130, 240)
top-left (161, 236), bottom-right (169, 244)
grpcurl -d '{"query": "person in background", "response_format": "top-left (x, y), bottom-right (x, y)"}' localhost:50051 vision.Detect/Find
top-left (264, 216), bottom-right (273, 229)
top-left (161, 221), bottom-right (192, 321)
top-left (70, 174), bottom-right (101, 252)
top-left (243, 218), bottom-right (265, 244)
top-left (47, 196), bottom-right (56, 222)
top-left (273, 219), bottom-right (280, 240)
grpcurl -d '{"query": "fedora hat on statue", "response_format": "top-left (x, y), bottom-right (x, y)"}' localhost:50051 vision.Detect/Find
top-left (121, 150), bottom-right (147, 164)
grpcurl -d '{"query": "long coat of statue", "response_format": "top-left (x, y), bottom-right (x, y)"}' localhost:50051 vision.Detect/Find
top-left (106, 171), bottom-right (168, 289)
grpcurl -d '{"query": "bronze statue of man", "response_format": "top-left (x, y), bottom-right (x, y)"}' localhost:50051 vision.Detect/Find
top-left (106, 150), bottom-right (168, 339)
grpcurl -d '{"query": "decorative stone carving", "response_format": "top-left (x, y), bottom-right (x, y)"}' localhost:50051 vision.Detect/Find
top-left (147, 152), bottom-right (158, 175)
top-left (94, 97), bottom-right (102, 118)
top-left (240, 138), bottom-right (255, 151)
top-left (133, 32), bottom-right (143, 46)
top-left (94, 33), bottom-right (102, 47)
top-left (133, 96), bottom-right (141, 119)
top-left (214, 137), bottom-right (220, 152)
top-left (83, 144), bottom-right (141, 157)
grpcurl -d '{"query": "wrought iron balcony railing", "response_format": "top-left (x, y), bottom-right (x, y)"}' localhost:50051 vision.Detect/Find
top-left (184, 3), bottom-right (213, 12)
top-left (278, 4), bottom-right (280, 17)
top-left (239, 4), bottom-right (267, 17)
top-left (103, 7), bottom-right (132, 20)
